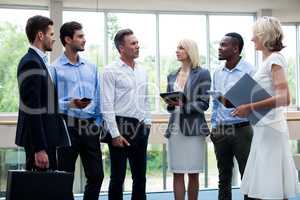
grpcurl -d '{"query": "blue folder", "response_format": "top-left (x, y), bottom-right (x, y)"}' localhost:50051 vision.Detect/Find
top-left (224, 73), bottom-right (272, 125)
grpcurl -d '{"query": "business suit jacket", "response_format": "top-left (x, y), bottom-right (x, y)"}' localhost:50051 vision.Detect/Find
top-left (165, 67), bottom-right (211, 137)
top-left (16, 48), bottom-right (70, 152)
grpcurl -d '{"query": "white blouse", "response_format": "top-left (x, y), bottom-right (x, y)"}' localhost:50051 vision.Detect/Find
top-left (254, 52), bottom-right (288, 126)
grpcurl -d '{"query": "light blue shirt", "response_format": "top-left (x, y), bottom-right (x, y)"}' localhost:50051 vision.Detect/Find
top-left (211, 58), bottom-right (255, 128)
top-left (50, 53), bottom-right (102, 123)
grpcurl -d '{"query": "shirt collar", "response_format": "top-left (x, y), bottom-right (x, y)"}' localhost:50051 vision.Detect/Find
top-left (118, 58), bottom-right (138, 69)
top-left (222, 57), bottom-right (244, 72)
top-left (30, 45), bottom-right (48, 64)
top-left (60, 53), bottom-right (85, 67)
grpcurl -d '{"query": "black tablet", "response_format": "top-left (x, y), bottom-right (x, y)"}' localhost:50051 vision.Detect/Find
top-left (160, 91), bottom-right (187, 104)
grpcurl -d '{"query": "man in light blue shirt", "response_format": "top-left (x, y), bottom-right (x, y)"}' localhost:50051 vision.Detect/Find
top-left (210, 32), bottom-right (255, 200)
top-left (211, 59), bottom-right (254, 128)
top-left (50, 21), bottom-right (103, 200)
top-left (51, 53), bottom-right (101, 121)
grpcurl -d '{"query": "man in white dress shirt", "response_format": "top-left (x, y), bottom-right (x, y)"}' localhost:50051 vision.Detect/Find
top-left (101, 28), bottom-right (151, 200)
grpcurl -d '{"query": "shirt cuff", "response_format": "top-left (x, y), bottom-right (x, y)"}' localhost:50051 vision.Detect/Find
top-left (109, 127), bottom-right (121, 138)
top-left (59, 99), bottom-right (70, 111)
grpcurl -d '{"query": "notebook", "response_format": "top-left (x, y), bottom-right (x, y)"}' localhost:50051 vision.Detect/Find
top-left (224, 73), bottom-right (272, 124)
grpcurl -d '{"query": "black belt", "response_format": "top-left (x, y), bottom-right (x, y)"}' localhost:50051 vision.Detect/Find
top-left (61, 114), bottom-right (95, 127)
top-left (116, 116), bottom-right (145, 126)
top-left (217, 121), bottom-right (250, 129)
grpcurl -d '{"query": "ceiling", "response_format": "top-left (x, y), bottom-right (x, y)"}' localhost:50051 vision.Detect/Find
top-left (0, 0), bottom-right (299, 22)
top-left (0, 0), bottom-right (298, 12)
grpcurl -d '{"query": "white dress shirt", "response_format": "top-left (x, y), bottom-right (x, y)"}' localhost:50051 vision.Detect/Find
top-left (30, 45), bottom-right (53, 81)
top-left (101, 59), bottom-right (151, 138)
top-left (30, 45), bottom-right (49, 65)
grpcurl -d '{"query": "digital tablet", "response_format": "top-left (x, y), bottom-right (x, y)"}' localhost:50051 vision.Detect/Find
top-left (160, 91), bottom-right (187, 104)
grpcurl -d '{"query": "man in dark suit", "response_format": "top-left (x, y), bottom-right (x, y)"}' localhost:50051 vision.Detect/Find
top-left (16, 15), bottom-right (70, 170)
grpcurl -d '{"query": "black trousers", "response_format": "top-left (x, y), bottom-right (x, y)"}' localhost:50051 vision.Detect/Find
top-left (108, 116), bottom-right (150, 200)
top-left (211, 123), bottom-right (253, 200)
top-left (57, 116), bottom-right (104, 200)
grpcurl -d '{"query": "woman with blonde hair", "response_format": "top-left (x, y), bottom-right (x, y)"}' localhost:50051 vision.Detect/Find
top-left (232, 16), bottom-right (300, 199)
top-left (164, 39), bottom-right (211, 200)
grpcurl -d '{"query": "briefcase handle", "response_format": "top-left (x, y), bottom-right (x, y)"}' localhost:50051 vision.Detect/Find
top-left (30, 148), bottom-right (60, 171)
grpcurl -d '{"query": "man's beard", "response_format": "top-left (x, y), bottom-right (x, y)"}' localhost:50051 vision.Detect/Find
top-left (74, 45), bottom-right (85, 52)
top-left (218, 54), bottom-right (226, 60)
top-left (44, 45), bottom-right (52, 52)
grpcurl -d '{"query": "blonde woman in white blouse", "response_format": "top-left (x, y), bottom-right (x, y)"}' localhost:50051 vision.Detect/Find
top-left (232, 16), bottom-right (300, 200)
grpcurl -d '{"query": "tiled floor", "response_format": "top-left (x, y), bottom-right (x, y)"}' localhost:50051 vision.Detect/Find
top-left (74, 189), bottom-right (300, 200)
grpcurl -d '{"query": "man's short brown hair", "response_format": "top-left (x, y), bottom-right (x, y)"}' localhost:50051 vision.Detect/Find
top-left (25, 15), bottom-right (53, 44)
top-left (114, 28), bottom-right (134, 52)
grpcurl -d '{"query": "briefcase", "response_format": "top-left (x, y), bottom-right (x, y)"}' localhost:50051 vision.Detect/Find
top-left (6, 170), bottom-right (74, 200)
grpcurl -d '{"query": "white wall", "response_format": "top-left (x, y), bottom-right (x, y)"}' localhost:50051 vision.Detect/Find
top-left (273, 9), bottom-right (300, 22)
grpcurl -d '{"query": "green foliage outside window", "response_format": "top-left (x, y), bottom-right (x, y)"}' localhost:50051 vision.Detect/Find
top-left (0, 22), bottom-right (27, 112)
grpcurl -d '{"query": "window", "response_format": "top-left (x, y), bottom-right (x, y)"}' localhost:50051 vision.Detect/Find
top-left (282, 25), bottom-right (297, 106)
top-left (2, 7), bottom-right (300, 195)
top-left (298, 25), bottom-right (300, 108)
top-left (0, 148), bottom-right (25, 194)
top-left (63, 11), bottom-right (104, 68)
top-left (106, 13), bottom-right (157, 111)
top-left (0, 9), bottom-right (49, 112)
top-left (159, 14), bottom-right (207, 111)
top-left (209, 15), bottom-right (255, 72)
